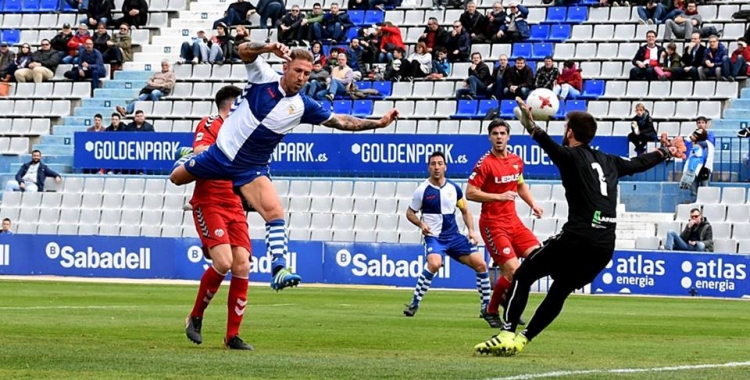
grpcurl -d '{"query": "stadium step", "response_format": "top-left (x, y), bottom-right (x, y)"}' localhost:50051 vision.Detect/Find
top-left (92, 88), bottom-right (141, 99)
top-left (31, 144), bottom-right (74, 156)
top-left (52, 125), bottom-right (88, 136)
top-left (15, 154), bottom-right (73, 166)
top-left (41, 135), bottom-right (73, 146)
top-left (619, 212), bottom-right (674, 223)
top-left (712, 119), bottom-right (747, 132)
top-left (10, 162), bottom-right (72, 174)
top-left (722, 109), bottom-right (750, 120)
top-left (741, 88), bottom-right (750, 98)
top-left (82, 98), bottom-right (132, 108)
top-left (103, 80), bottom-right (148, 90)
top-left (113, 71), bottom-right (153, 81)
top-left (74, 107), bottom-right (121, 118)
top-left (63, 116), bottom-right (107, 126)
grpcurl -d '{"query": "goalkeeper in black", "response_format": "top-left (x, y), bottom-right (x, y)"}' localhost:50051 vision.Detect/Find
top-left (474, 98), bottom-right (677, 357)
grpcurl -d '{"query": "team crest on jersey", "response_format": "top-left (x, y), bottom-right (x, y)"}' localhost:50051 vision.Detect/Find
top-left (214, 229), bottom-right (225, 237)
top-left (189, 159), bottom-right (195, 167)
top-left (288, 105), bottom-right (296, 114)
top-left (502, 247), bottom-right (511, 255)
top-left (512, 164), bottom-right (519, 171)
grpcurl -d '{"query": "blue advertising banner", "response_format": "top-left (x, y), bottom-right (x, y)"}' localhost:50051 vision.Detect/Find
top-left (72, 133), bottom-right (628, 178)
top-left (592, 250), bottom-right (750, 298)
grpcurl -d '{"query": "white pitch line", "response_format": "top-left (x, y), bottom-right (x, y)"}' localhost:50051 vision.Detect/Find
top-left (0, 305), bottom-right (184, 310)
top-left (484, 361), bottom-right (750, 380)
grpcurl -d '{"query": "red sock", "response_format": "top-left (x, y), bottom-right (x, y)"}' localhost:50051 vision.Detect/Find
top-left (226, 275), bottom-right (249, 340)
top-left (488, 276), bottom-right (512, 314)
top-left (190, 266), bottom-right (226, 318)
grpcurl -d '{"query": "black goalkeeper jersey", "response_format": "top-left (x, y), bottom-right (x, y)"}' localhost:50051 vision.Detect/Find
top-left (532, 128), bottom-right (666, 249)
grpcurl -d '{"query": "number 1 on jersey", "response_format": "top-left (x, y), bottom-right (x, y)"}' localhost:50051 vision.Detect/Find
top-left (591, 163), bottom-right (608, 196)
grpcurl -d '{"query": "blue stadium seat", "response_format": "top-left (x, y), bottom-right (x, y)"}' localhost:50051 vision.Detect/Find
top-left (556, 101), bottom-right (566, 119)
top-left (478, 99), bottom-right (499, 118)
top-left (548, 24), bottom-right (571, 42)
top-left (319, 99), bottom-right (333, 111)
top-left (543, 7), bottom-right (567, 24)
top-left (565, 100), bottom-right (587, 114)
top-left (364, 10), bottom-right (384, 25)
top-left (372, 81), bottom-right (391, 97)
top-left (566, 6), bottom-right (588, 24)
top-left (333, 100), bottom-right (352, 114)
top-left (528, 25), bottom-right (549, 42)
top-left (38, 0), bottom-right (56, 11)
top-left (532, 43), bottom-right (554, 60)
top-left (2, 30), bottom-right (20, 44)
top-left (351, 100), bottom-right (373, 117)
top-left (3, 0), bottom-right (22, 12)
top-left (500, 100), bottom-right (516, 119)
top-left (21, 0), bottom-right (39, 12)
top-left (581, 79), bottom-right (604, 99)
top-left (355, 81), bottom-right (372, 89)
top-left (510, 43), bottom-right (532, 60)
top-left (345, 27), bottom-right (358, 42)
top-left (451, 100), bottom-right (478, 119)
top-left (348, 10), bottom-right (365, 26)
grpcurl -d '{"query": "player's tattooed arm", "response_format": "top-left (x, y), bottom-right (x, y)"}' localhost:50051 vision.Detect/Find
top-left (238, 42), bottom-right (276, 63)
top-left (323, 108), bottom-right (400, 131)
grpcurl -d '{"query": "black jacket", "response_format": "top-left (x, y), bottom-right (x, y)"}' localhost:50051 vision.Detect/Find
top-left (92, 32), bottom-right (111, 54)
top-left (679, 217), bottom-right (714, 252)
top-left (125, 121), bottom-right (155, 132)
top-left (469, 61), bottom-right (491, 86)
top-left (418, 27), bottom-right (449, 51)
top-left (120, 0), bottom-right (149, 26)
top-left (50, 32), bottom-right (73, 53)
top-left (105, 122), bottom-right (127, 131)
top-left (682, 44), bottom-right (706, 67)
top-left (459, 11), bottom-right (486, 37)
top-left (31, 49), bottom-right (61, 71)
top-left (87, 0), bottom-right (113, 23)
top-left (503, 65), bottom-right (534, 88)
top-left (15, 161), bottom-right (60, 191)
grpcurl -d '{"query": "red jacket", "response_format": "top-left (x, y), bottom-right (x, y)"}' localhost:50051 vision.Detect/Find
top-left (67, 32), bottom-right (92, 56)
top-left (731, 46), bottom-right (750, 75)
top-left (379, 26), bottom-right (405, 51)
top-left (557, 64), bottom-right (582, 92)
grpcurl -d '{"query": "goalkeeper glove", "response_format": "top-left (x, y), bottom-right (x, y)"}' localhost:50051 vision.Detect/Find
top-left (680, 171), bottom-right (696, 189)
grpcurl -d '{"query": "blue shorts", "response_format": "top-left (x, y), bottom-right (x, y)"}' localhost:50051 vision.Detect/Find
top-left (424, 234), bottom-right (478, 261)
top-left (185, 145), bottom-right (270, 187)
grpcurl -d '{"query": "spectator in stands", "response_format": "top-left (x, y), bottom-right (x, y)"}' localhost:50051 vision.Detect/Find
top-left (124, 110), bottom-right (155, 132)
top-left (91, 23), bottom-right (111, 55)
top-left (503, 56), bottom-right (533, 99)
top-left (596, 0), bottom-right (628, 6)
top-left (553, 60), bottom-right (581, 100)
top-left (324, 49), bottom-right (341, 73)
top-left (213, 0), bottom-right (255, 29)
top-left (348, 0), bottom-right (368, 10)
top-left (81, 0), bottom-right (112, 29)
top-left (474, 2), bottom-right (506, 43)
top-left (325, 54), bottom-right (354, 101)
top-left (357, 27), bottom-right (379, 65)
top-left (698, 35), bottom-right (727, 80)
top-left (637, 0), bottom-right (666, 25)
top-left (484, 54), bottom-right (509, 99)
top-left (61, 0), bottom-right (87, 12)
top-left (310, 41), bottom-right (327, 66)
top-left (460, 2), bottom-right (486, 43)
top-left (64, 39), bottom-right (104, 93)
top-left (678, 32), bottom-right (705, 80)
top-left (277, 5), bottom-right (304, 46)
top-left (663, 1), bottom-right (702, 42)
top-left (106, 112), bottom-right (126, 131)
top-left (655, 42), bottom-right (682, 80)
top-left (664, 208), bottom-right (713, 252)
top-left (257, 0), bottom-right (285, 29)
top-left (208, 23), bottom-right (235, 64)
top-left (2, 44), bottom-right (33, 83)
top-left (0, 218), bottom-right (12, 235)
top-left (376, 22), bottom-right (405, 63)
top-left (87, 113), bottom-right (105, 132)
top-left (346, 38), bottom-right (366, 79)
top-left (455, 52), bottom-right (491, 100)
top-left (234, 25), bottom-right (252, 51)
top-left (369, 0), bottom-right (401, 11)
top-left (14, 40), bottom-right (60, 84)
top-left (0, 43), bottom-right (16, 80)
top-left (4, 150), bottom-right (61, 193)
top-left (426, 47), bottom-right (450, 79)
top-left (629, 30), bottom-right (665, 81)
top-left (408, 42), bottom-right (432, 79)
top-left (63, 24), bottom-right (92, 65)
top-left (628, 103), bottom-right (657, 156)
top-left (116, 60), bottom-right (175, 116)
top-left (681, 128), bottom-right (714, 196)
top-left (51, 24), bottom-right (74, 61)
top-left (301, 3), bottom-right (324, 44)
top-left (384, 47), bottom-right (410, 82)
top-left (534, 56), bottom-right (559, 90)
top-left (304, 60), bottom-right (329, 100)
top-left (501, 2), bottom-right (530, 42)
top-left (724, 37), bottom-right (750, 81)
top-left (446, 21), bottom-right (471, 62)
top-left (418, 17), bottom-right (448, 54)
top-left (662, 0), bottom-right (686, 23)
top-left (112, 0), bottom-right (148, 29)
top-left (315, 3), bottom-right (353, 44)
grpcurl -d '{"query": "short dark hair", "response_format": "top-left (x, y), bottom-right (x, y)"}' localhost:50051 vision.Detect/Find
top-left (31, 149), bottom-right (41, 155)
top-left (215, 85), bottom-right (242, 110)
top-left (2, 218), bottom-right (9, 223)
top-left (289, 48), bottom-right (314, 63)
top-left (111, 112), bottom-right (120, 118)
top-left (565, 111), bottom-right (597, 144)
top-left (429, 151), bottom-right (446, 163)
top-left (471, 52), bottom-right (482, 59)
top-left (436, 46), bottom-right (447, 54)
top-left (690, 208), bottom-right (701, 215)
top-left (135, 110), bottom-right (144, 116)
top-left (515, 56), bottom-right (526, 62)
top-left (646, 30), bottom-right (657, 37)
top-left (94, 113), bottom-right (102, 119)
top-left (313, 2), bottom-right (321, 6)
top-left (487, 119), bottom-right (510, 134)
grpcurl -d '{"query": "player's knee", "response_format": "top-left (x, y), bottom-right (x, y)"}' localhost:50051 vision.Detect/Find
top-left (209, 247), bottom-right (233, 273)
top-left (474, 260), bottom-right (488, 273)
top-left (426, 256), bottom-right (442, 273)
top-left (232, 258), bottom-right (251, 277)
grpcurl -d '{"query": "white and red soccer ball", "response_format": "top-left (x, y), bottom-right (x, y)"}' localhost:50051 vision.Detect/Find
top-left (524, 88), bottom-right (560, 121)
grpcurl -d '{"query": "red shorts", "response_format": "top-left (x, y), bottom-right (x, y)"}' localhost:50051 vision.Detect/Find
top-left (479, 219), bottom-right (539, 266)
top-left (192, 204), bottom-right (251, 254)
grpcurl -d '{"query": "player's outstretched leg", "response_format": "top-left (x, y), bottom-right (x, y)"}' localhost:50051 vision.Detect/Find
top-left (266, 219), bottom-right (302, 291)
top-left (473, 331), bottom-right (517, 356)
top-left (186, 265), bottom-right (227, 344)
top-left (404, 268), bottom-right (436, 316)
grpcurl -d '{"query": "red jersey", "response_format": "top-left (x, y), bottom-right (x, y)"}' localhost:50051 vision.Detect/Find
top-left (468, 151), bottom-right (526, 225)
top-left (190, 116), bottom-right (243, 208)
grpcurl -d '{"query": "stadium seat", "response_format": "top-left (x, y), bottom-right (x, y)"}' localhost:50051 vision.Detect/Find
top-left (581, 80), bottom-right (605, 100)
top-left (714, 239), bottom-right (738, 254)
top-left (351, 100), bottom-right (373, 118)
top-left (477, 99), bottom-right (498, 118)
top-left (528, 25), bottom-right (549, 42)
top-left (21, 0), bottom-right (38, 12)
top-left (364, 10), bottom-right (384, 25)
top-left (722, 187), bottom-right (747, 205)
top-left (564, 100), bottom-right (586, 114)
top-left (532, 43), bottom-right (554, 60)
top-left (510, 43), bottom-right (532, 60)
top-left (333, 100), bottom-right (352, 115)
top-left (451, 100), bottom-right (477, 119)
top-left (548, 24), bottom-right (571, 42)
top-left (566, 6), bottom-right (588, 23)
top-left (635, 236), bottom-right (660, 250)
top-left (3, 0), bottom-right (22, 12)
top-left (372, 81), bottom-right (391, 97)
top-left (543, 7), bottom-right (566, 24)
top-left (499, 100), bottom-right (516, 119)
top-left (2, 30), bottom-right (20, 45)
top-left (38, 0), bottom-right (56, 11)
top-left (348, 10), bottom-right (365, 25)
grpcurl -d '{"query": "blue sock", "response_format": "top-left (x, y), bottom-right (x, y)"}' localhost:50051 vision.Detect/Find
top-left (476, 271), bottom-right (490, 308)
top-left (265, 219), bottom-right (287, 275)
top-left (410, 269), bottom-right (435, 307)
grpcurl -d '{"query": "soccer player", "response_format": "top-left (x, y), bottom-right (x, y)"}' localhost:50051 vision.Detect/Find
top-left (184, 85), bottom-right (255, 350)
top-left (466, 119), bottom-right (543, 327)
top-left (474, 99), bottom-right (675, 356)
top-left (403, 151), bottom-right (490, 318)
top-left (170, 42), bottom-right (399, 291)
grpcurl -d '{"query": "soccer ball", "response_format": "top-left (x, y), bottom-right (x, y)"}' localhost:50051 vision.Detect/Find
top-left (524, 88), bottom-right (560, 121)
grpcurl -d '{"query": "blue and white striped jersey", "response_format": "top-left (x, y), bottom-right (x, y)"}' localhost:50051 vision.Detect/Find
top-left (409, 179), bottom-right (465, 239)
top-left (215, 56), bottom-right (333, 167)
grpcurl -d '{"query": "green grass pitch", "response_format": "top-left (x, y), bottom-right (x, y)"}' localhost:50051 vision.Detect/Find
top-left (0, 280), bottom-right (749, 380)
